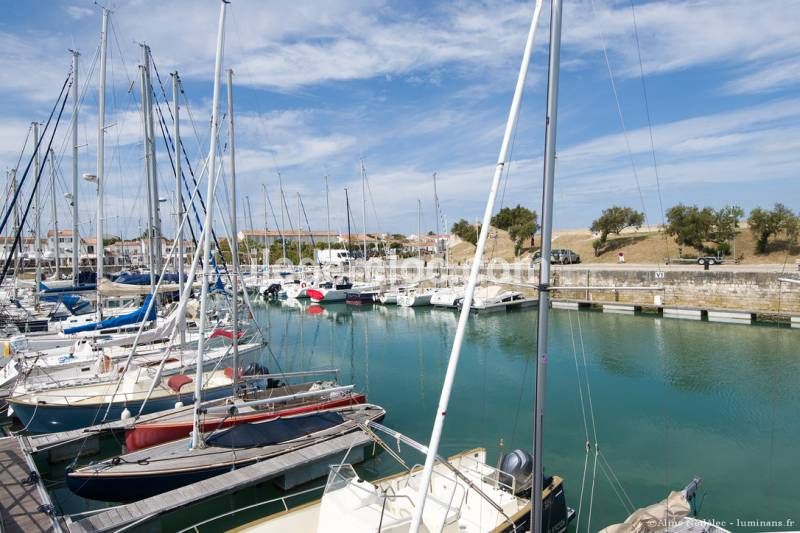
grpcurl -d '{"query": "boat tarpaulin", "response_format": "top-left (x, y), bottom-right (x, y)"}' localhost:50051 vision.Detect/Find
top-left (97, 278), bottom-right (180, 297)
top-left (205, 411), bottom-right (345, 448)
top-left (63, 294), bottom-right (157, 334)
top-left (113, 272), bottom-right (184, 285)
top-left (599, 491), bottom-right (690, 533)
top-left (209, 328), bottom-right (243, 340)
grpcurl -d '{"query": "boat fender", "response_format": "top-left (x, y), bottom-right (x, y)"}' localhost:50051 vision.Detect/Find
top-left (120, 408), bottom-right (131, 421)
top-left (301, 282), bottom-right (307, 288)
top-left (175, 401), bottom-right (184, 409)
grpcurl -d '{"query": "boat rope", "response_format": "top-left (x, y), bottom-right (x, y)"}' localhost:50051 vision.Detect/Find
top-left (628, 0), bottom-right (670, 257)
top-left (567, 311), bottom-right (590, 531)
top-left (0, 73), bottom-right (70, 243)
top-left (0, 78), bottom-right (72, 287)
top-left (587, 0), bottom-right (649, 225)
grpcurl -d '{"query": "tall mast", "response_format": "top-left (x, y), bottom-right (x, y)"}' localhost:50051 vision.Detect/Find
top-left (32, 122), bottom-right (41, 305)
top-left (191, 0), bottom-right (227, 450)
top-left (417, 199), bottom-right (421, 259)
top-left (344, 188), bottom-right (352, 254)
top-left (95, 6), bottom-right (109, 320)
top-left (360, 159), bottom-right (367, 267)
top-left (140, 62), bottom-right (156, 293)
top-left (11, 169), bottom-right (19, 290)
top-left (277, 171), bottom-right (286, 261)
top-left (433, 172), bottom-right (440, 255)
top-left (531, 0), bottom-right (562, 529)
top-left (49, 149), bottom-right (60, 278)
top-left (143, 46), bottom-right (162, 277)
top-left (226, 68), bottom-right (239, 391)
top-left (408, 1), bottom-right (544, 530)
top-left (324, 175), bottom-right (331, 259)
top-left (70, 50), bottom-right (79, 284)
top-left (261, 185), bottom-right (269, 274)
top-left (172, 71), bottom-right (185, 345)
top-left (296, 192), bottom-right (301, 261)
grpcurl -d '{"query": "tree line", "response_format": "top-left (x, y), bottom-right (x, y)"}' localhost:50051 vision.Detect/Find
top-left (450, 202), bottom-right (799, 258)
top-left (590, 203), bottom-right (799, 257)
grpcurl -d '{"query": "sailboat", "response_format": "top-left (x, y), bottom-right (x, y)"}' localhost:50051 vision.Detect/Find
top-left (215, 1), bottom-right (573, 532)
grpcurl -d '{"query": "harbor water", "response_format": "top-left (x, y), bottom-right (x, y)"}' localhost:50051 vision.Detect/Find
top-left (45, 299), bottom-right (800, 531)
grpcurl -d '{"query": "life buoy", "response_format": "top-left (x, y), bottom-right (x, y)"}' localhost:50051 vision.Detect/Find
top-left (301, 282), bottom-right (307, 288)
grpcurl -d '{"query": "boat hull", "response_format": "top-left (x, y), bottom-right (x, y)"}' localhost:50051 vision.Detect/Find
top-left (7, 383), bottom-right (235, 434)
top-left (124, 393), bottom-right (367, 451)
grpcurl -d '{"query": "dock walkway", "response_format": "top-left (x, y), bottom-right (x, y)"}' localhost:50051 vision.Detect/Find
top-left (66, 430), bottom-right (371, 532)
top-left (0, 436), bottom-right (60, 532)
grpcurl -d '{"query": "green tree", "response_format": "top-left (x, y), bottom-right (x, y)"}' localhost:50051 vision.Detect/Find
top-left (710, 205), bottom-right (744, 245)
top-left (665, 204), bottom-right (715, 254)
top-left (490, 205), bottom-right (539, 255)
top-left (451, 219), bottom-right (479, 246)
top-left (748, 203), bottom-right (798, 253)
top-left (589, 206), bottom-right (645, 255)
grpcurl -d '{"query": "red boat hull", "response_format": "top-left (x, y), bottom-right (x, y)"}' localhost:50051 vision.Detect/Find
top-left (124, 393), bottom-right (367, 452)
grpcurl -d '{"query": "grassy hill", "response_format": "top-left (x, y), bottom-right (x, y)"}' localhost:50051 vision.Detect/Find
top-left (447, 226), bottom-right (800, 265)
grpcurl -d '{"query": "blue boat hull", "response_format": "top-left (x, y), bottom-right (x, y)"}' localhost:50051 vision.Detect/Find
top-left (9, 384), bottom-right (235, 434)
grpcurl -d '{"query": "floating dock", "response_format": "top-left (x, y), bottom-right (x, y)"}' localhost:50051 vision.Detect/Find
top-left (65, 431), bottom-right (371, 532)
top-left (0, 436), bottom-right (60, 532)
top-left (470, 297), bottom-right (537, 313)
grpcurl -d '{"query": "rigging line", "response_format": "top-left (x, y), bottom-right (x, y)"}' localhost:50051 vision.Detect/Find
top-left (567, 312), bottom-right (590, 531)
top-left (0, 82), bottom-right (71, 286)
top-left (0, 124), bottom-right (32, 231)
top-left (598, 451), bottom-right (635, 512)
top-left (588, 0), bottom-right (648, 223)
top-left (628, 0), bottom-right (669, 254)
top-left (0, 74), bottom-right (71, 239)
top-left (597, 454), bottom-right (635, 515)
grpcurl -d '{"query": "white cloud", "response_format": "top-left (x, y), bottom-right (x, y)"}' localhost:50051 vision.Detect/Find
top-left (65, 5), bottom-right (93, 20)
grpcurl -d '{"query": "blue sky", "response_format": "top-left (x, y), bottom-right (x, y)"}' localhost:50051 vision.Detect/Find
top-left (0, 0), bottom-right (798, 239)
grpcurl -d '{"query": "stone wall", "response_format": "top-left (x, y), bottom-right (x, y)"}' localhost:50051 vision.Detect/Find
top-left (548, 268), bottom-right (800, 313)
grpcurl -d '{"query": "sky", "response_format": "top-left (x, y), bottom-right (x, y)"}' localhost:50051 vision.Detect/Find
top-left (0, 0), bottom-right (798, 240)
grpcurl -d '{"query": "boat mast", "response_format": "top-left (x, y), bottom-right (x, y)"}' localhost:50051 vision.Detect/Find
top-left (49, 149), bottom-right (60, 278)
top-left (143, 46), bottom-right (163, 278)
top-left (32, 122), bottom-right (41, 306)
top-left (140, 62), bottom-right (156, 293)
top-left (11, 169), bottom-right (20, 291)
top-left (433, 171), bottom-right (440, 256)
top-left (95, 6), bottom-right (109, 320)
top-left (344, 187), bottom-right (352, 256)
top-left (192, 0), bottom-right (227, 450)
top-left (277, 171), bottom-right (287, 261)
top-left (360, 159), bottom-right (367, 271)
top-left (70, 49), bottom-right (79, 284)
top-left (172, 71), bottom-right (185, 346)
top-left (296, 192), bottom-right (301, 261)
top-left (324, 174), bottom-right (331, 261)
top-left (417, 199), bottom-right (421, 259)
top-left (262, 184), bottom-right (270, 275)
top-left (226, 68), bottom-right (239, 391)
top-left (408, 1), bottom-right (544, 530)
top-left (531, 0), bottom-right (562, 529)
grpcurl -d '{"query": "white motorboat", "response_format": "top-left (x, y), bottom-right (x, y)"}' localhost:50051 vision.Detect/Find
top-left (430, 286), bottom-right (465, 308)
top-left (378, 284), bottom-right (415, 305)
top-left (464, 285), bottom-right (536, 312)
top-left (398, 287), bottom-right (434, 307)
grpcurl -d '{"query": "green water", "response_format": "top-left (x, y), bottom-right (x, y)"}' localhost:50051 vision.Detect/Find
top-left (248, 301), bottom-right (799, 531)
top-left (49, 300), bottom-right (800, 531)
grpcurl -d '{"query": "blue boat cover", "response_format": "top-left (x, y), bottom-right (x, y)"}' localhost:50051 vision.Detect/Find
top-left (205, 412), bottom-right (345, 448)
top-left (63, 294), bottom-right (156, 334)
top-left (113, 272), bottom-right (184, 285)
top-left (39, 283), bottom-right (92, 315)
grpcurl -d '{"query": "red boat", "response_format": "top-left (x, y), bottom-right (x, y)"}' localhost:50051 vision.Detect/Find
top-left (124, 381), bottom-right (366, 451)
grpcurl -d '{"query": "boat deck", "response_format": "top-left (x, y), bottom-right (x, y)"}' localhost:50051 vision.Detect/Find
top-left (0, 436), bottom-right (60, 532)
top-left (65, 430), bottom-right (371, 532)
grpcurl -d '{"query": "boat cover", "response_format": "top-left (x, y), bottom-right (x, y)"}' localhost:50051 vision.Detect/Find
top-left (205, 411), bottom-right (345, 448)
top-left (63, 294), bottom-right (156, 334)
top-left (97, 278), bottom-right (180, 296)
top-left (599, 491), bottom-right (690, 533)
top-left (113, 272), bottom-right (184, 285)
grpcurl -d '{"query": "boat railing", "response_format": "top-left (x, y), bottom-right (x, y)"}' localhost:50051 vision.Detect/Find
top-left (173, 483), bottom-right (326, 533)
top-left (454, 454), bottom-right (517, 494)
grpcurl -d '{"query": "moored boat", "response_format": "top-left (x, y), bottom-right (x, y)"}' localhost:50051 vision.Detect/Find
top-left (66, 403), bottom-right (385, 502)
